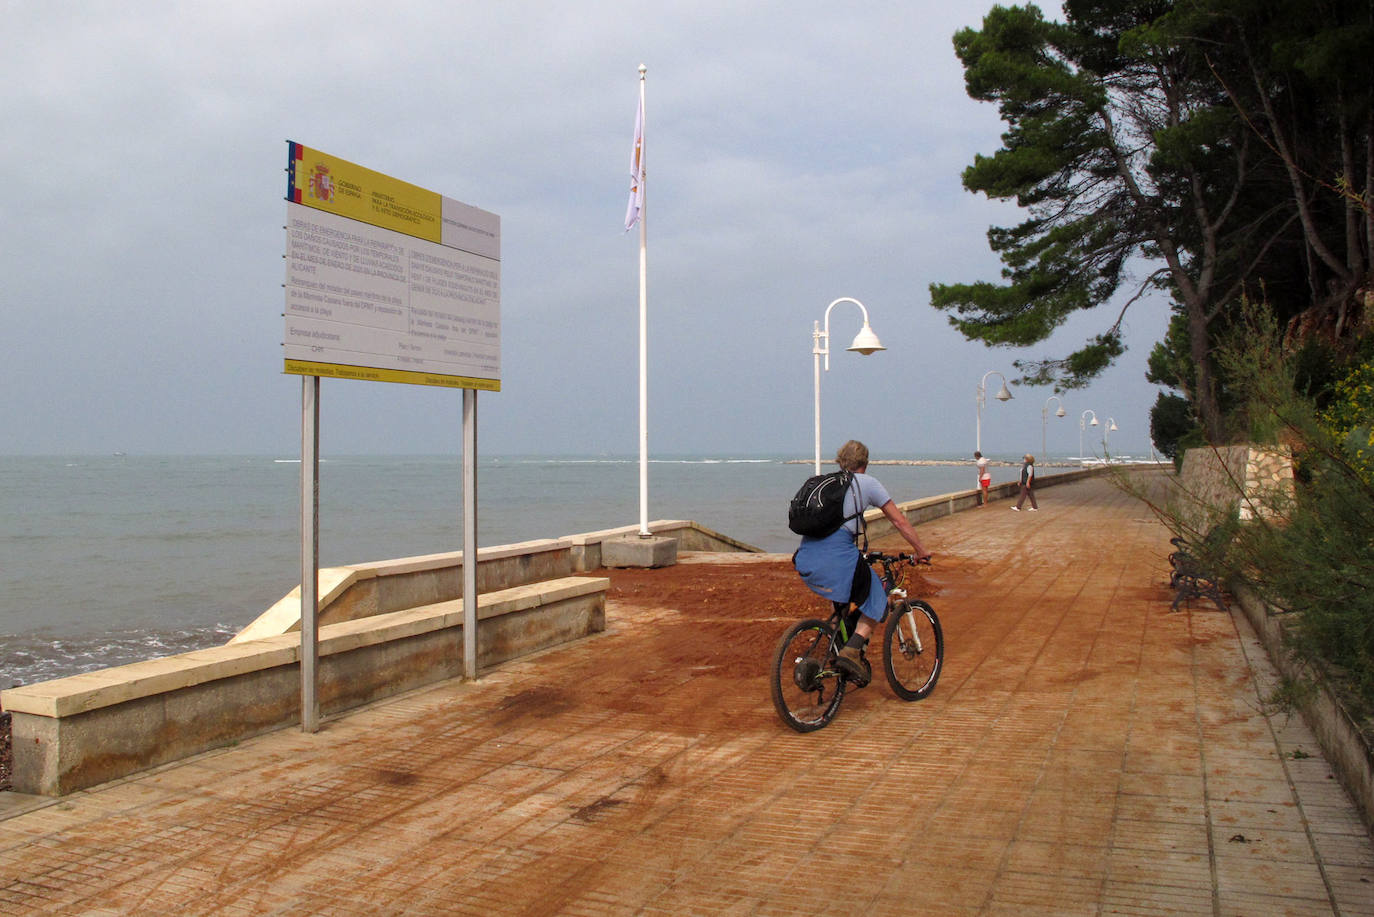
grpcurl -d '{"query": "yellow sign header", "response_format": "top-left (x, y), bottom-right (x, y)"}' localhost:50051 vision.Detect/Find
top-left (287, 143), bottom-right (442, 243)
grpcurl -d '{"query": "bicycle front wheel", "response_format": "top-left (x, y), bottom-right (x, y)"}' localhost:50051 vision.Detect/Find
top-left (882, 600), bottom-right (943, 701)
top-left (770, 618), bottom-right (846, 732)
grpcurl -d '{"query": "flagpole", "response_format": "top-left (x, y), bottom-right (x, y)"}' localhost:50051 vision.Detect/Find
top-left (637, 63), bottom-right (650, 537)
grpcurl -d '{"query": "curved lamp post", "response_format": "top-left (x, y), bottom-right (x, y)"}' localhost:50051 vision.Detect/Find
top-left (976, 370), bottom-right (1013, 454)
top-left (1079, 410), bottom-right (1099, 460)
top-left (1042, 395), bottom-right (1066, 459)
top-left (1103, 416), bottom-right (1119, 457)
top-left (813, 297), bottom-right (884, 474)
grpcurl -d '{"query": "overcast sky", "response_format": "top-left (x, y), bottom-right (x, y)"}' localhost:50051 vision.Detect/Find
top-left (3, 0), bottom-right (1168, 460)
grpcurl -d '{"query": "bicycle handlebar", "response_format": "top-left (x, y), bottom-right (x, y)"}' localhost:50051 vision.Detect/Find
top-left (863, 551), bottom-right (932, 566)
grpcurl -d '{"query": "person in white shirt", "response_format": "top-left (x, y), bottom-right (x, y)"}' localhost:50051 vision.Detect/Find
top-left (974, 450), bottom-right (991, 506)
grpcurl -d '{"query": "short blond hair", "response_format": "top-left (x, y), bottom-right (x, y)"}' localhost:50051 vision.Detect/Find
top-left (836, 440), bottom-right (869, 472)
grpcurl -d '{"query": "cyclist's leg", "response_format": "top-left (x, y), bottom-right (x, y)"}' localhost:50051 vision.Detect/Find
top-left (834, 561), bottom-right (883, 683)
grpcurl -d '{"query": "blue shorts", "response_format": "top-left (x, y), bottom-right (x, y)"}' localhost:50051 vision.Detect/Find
top-left (793, 527), bottom-right (886, 622)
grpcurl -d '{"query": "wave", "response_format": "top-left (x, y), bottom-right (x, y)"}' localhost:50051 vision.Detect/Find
top-left (2, 623), bottom-right (242, 688)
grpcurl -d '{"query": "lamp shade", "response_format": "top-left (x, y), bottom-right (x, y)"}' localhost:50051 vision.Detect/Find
top-left (994, 382), bottom-right (1013, 401)
top-left (846, 323), bottom-right (885, 355)
top-left (1055, 406), bottom-right (1066, 417)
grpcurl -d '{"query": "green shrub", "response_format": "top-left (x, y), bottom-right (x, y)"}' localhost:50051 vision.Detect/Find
top-left (1144, 303), bottom-right (1374, 723)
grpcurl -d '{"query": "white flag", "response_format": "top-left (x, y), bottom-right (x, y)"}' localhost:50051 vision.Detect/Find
top-left (624, 93), bottom-right (644, 231)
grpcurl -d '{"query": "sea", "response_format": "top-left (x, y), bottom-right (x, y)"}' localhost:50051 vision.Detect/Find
top-left (1, 454), bottom-right (995, 688)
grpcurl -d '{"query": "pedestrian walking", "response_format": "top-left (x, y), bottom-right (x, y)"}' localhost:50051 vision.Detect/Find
top-left (1012, 453), bottom-right (1038, 511)
top-left (974, 450), bottom-right (991, 506)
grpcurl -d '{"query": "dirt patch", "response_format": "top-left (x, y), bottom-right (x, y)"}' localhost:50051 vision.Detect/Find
top-left (502, 554), bottom-right (952, 735)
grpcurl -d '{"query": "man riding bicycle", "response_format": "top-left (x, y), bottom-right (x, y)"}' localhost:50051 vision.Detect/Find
top-left (792, 440), bottom-right (932, 682)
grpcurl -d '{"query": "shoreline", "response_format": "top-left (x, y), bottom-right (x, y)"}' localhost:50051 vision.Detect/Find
top-left (785, 458), bottom-right (1135, 468)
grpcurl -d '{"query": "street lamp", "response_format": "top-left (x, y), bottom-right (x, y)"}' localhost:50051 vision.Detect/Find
top-left (976, 370), bottom-right (1014, 454)
top-left (1103, 417), bottom-right (1119, 457)
top-left (813, 297), bottom-right (885, 474)
top-left (1079, 410), bottom-right (1099, 460)
top-left (1042, 395), bottom-right (1066, 459)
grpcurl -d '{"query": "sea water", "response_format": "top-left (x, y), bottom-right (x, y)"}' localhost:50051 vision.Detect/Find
top-left (1, 454), bottom-right (986, 686)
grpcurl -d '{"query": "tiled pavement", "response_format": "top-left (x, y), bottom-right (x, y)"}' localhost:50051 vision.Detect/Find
top-left (2, 471), bottom-right (1371, 915)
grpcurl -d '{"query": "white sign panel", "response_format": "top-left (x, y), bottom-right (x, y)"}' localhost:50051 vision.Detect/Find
top-left (283, 143), bottom-right (500, 390)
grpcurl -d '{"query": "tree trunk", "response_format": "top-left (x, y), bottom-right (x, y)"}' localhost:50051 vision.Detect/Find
top-left (1187, 299), bottom-right (1224, 443)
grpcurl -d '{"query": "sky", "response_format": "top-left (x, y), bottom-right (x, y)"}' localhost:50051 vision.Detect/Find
top-left (2, 0), bottom-right (1170, 460)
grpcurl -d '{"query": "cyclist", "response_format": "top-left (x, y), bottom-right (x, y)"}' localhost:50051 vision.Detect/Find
top-left (793, 440), bottom-right (932, 682)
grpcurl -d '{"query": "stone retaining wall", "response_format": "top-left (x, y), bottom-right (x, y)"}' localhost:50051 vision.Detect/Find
top-left (4, 577), bottom-right (608, 796)
top-left (235, 519), bottom-right (753, 641)
top-left (1234, 585), bottom-right (1374, 834)
top-left (1178, 444), bottom-right (1294, 526)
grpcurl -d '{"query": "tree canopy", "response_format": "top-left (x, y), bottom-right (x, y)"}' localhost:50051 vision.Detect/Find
top-left (932, 0), bottom-right (1374, 444)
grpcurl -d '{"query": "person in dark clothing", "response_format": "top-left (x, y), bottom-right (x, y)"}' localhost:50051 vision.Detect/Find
top-left (1012, 453), bottom-right (1038, 511)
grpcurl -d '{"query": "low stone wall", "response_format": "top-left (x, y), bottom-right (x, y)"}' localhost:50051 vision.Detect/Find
top-left (865, 466), bottom-right (1106, 541)
top-left (235, 519), bottom-right (755, 641)
top-left (3, 577), bottom-right (608, 797)
top-left (1233, 585), bottom-right (1374, 835)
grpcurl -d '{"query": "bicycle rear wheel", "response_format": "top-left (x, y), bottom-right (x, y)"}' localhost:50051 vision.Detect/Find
top-left (882, 600), bottom-right (943, 700)
top-left (770, 618), bottom-right (846, 732)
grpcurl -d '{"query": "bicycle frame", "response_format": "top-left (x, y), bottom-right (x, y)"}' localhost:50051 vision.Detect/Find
top-left (828, 552), bottom-right (927, 658)
top-left (772, 549), bottom-right (942, 731)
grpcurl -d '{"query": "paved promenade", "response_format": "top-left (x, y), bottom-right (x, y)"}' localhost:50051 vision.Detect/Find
top-left (2, 472), bottom-right (1371, 915)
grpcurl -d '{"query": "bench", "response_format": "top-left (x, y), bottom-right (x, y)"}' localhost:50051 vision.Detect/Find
top-left (1168, 529), bottom-right (1229, 611)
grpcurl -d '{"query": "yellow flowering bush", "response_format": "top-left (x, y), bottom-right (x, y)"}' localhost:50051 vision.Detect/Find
top-left (1320, 359), bottom-right (1374, 483)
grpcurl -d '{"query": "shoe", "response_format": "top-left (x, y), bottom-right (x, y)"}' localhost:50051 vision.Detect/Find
top-left (834, 645), bottom-right (870, 686)
top-left (1029, 508), bottom-right (1038, 512)
top-left (1011, 506), bottom-right (1020, 511)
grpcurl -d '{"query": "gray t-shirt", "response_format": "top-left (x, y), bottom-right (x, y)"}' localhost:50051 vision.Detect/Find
top-left (842, 471), bottom-right (891, 535)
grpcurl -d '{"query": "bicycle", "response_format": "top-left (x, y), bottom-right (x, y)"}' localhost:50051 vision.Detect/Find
top-left (770, 551), bottom-right (943, 732)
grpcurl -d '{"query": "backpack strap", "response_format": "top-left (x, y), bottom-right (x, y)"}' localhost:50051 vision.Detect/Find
top-left (846, 473), bottom-right (868, 552)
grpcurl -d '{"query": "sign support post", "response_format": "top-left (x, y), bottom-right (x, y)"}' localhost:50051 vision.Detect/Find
top-left (462, 389), bottom-right (478, 679)
top-left (282, 142), bottom-right (500, 724)
top-left (300, 375), bottom-right (320, 732)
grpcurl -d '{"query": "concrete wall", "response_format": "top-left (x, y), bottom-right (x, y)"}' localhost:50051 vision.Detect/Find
top-left (4, 577), bottom-right (608, 797)
top-left (1234, 584), bottom-right (1374, 836)
top-left (864, 466), bottom-right (1106, 542)
top-left (236, 519), bottom-right (755, 642)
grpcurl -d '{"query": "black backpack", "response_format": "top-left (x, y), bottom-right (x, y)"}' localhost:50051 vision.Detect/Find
top-left (788, 470), bottom-right (862, 538)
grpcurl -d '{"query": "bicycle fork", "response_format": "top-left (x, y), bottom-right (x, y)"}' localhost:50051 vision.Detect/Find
top-left (887, 588), bottom-right (926, 657)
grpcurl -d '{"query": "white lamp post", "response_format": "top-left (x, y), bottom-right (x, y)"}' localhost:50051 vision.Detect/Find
top-left (1079, 410), bottom-right (1099, 460)
top-left (1104, 417), bottom-right (1119, 456)
top-left (813, 297), bottom-right (885, 474)
top-left (1042, 395), bottom-right (1066, 459)
top-left (976, 370), bottom-right (1014, 454)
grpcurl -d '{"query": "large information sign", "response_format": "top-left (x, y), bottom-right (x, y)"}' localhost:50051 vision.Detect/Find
top-left (283, 142), bottom-right (501, 390)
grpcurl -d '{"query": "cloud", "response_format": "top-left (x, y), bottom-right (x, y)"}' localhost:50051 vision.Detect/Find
top-left (2, 0), bottom-right (1159, 458)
